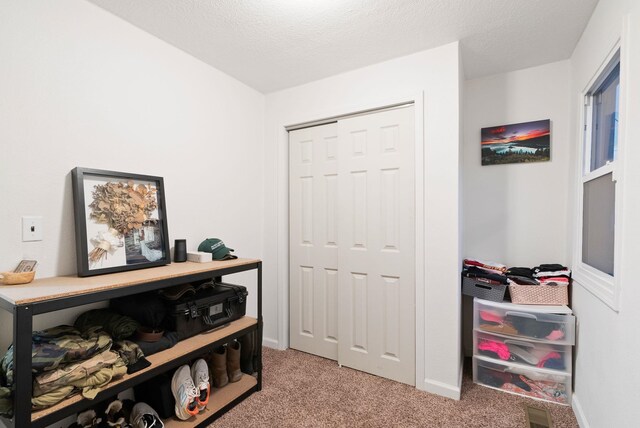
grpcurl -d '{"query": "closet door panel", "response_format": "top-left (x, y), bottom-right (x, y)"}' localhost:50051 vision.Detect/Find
top-left (289, 123), bottom-right (339, 360)
top-left (337, 106), bottom-right (415, 385)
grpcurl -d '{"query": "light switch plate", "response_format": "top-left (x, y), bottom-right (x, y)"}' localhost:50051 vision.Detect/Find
top-left (22, 216), bottom-right (43, 242)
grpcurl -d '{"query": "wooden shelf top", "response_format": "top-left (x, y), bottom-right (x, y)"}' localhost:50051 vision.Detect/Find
top-left (31, 316), bottom-right (258, 422)
top-left (0, 258), bottom-right (260, 306)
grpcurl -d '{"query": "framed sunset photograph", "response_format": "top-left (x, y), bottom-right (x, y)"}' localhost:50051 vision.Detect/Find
top-left (481, 119), bottom-right (551, 165)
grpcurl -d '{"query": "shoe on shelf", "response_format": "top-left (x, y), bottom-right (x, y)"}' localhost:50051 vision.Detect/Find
top-left (105, 399), bottom-right (126, 426)
top-left (240, 331), bottom-right (255, 374)
top-left (74, 409), bottom-right (100, 428)
top-left (171, 365), bottom-right (200, 420)
top-left (227, 340), bottom-right (243, 383)
top-left (209, 346), bottom-right (229, 388)
top-left (130, 402), bottom-right (164, 428)
top-left (190, 358), bottom-right (211, 412)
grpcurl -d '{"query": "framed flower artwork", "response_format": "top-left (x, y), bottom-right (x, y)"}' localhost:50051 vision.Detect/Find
top-left (71, 167), bottom-right (170, 277)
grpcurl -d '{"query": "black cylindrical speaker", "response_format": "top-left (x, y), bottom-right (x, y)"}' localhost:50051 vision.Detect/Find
top-left (174, 239), bottom-right (187, 262)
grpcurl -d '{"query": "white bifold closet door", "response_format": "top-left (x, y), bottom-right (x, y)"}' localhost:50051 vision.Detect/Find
top-left (289, 105), bottom-right (415, 385)
top-left (289, 122), bottom-right (340, 360)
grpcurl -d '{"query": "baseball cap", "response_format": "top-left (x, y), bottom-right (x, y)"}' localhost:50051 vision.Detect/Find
top-left (197, 238), bottom-right (237, 260)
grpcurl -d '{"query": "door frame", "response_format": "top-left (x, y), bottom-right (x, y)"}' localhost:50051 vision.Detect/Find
top-left (274, 91), bottom-right (426, 387)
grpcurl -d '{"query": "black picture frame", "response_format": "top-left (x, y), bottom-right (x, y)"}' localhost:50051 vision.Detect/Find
top-left (71, 167), bottom-right (170, 277)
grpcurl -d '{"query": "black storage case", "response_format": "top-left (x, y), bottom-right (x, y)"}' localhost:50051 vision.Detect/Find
top-left (168, 282), bottom-right (248, 341)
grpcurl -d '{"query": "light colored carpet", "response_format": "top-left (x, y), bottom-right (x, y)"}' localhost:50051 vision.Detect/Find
top-left (213, 347), bottom-right (578, 427)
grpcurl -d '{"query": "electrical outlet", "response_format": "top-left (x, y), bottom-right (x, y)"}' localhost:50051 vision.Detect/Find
top-left (22, 216), bottom-right (43, 242)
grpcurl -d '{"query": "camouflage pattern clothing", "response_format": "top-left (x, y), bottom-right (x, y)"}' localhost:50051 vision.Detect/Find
top-left (112, 340), bottom-right (150, 374)
top-left (0, 325), bottom-right (113, 417)
top-left (32, 353), bottom-right (127, 408)
top-left (1, 325), bottom-right (112, 388)
top-left (74, 309), bottom-right (139, 340)
top-left (33, 349), bottom-right (121, 396)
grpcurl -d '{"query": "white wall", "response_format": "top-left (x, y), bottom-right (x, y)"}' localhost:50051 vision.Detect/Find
top-left (0, 0), bottom-right (264, 350)
top-left (568, 0), bottom-right (640, 426)
top-left (461, 61), bottom-right (572, 357)
top-left (463, 60), bottom-right (571, 266)
top-left (263, 43), bottom-right (463, 398)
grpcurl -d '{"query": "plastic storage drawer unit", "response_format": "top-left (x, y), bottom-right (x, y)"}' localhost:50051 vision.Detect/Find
top-left (474, 331), bottom-right (571, 373)
top-left (474, 298), bottom-right (575, 345)
top-left (473, 356), bottom-right (571, 405)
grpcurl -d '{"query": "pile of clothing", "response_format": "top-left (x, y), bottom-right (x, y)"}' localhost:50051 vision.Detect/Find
top-left (477, 338), bottom-right (565, 370)
top-left (462, 259), bottom-right (508, 285)
top-left (534, 264), bottom-right (571, 286)
top-left (0, 309), bottom-right (150, 417)
top-left (505, 264), bottom-right (571, 286)
top-left (478, 368), bottom-right (568, 404)
top-left (478, 310), bottom-right (566, 341)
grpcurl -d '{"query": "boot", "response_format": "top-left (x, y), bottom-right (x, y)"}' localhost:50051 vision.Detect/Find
top-left (210, 346), bottom-right (229, 388)
top-left (239, 331), bottom-right (255, 374)
top-left (226, 340), bottom-right (242, 383)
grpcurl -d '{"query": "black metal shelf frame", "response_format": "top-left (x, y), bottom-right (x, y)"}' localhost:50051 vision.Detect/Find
top-left (2, 262), bottom-right (263, 428)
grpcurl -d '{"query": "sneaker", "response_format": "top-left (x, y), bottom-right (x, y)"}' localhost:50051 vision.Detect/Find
top-left (171, 365), bottom-right (199, 420)
top-left (130, 402), bottom-right (164, 428)
top-left (190, 358), bottom-right (211, 411)
top-left (75, 409), bottom-right (100, 428)
top-left (104, 399), bottom-right (126, 426)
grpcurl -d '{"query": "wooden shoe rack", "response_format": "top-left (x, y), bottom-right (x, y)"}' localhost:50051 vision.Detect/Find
top-left (0, 258), bottom-right (262, 427)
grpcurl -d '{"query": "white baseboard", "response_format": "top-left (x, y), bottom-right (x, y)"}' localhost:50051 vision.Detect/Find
top-left (572, 393), bottom-right (590, 428)
top-left (262, 337), bottom-right (280, 349)
top-left (421, 377), bottom-right (461, 400)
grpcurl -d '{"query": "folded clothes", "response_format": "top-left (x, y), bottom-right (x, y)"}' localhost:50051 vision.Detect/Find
top-left (463, 258), bottom-right (507, 274)
top-left (507, 276), bottom-right (540, 285)
top-left (538, 276), bottom-right (570, 286)
top-left (32, 361), bottom-right (127, 409)
top-left (506, 267), bottom-right (535, 279)
top-left (32, 350), bottom-right (121, 397)
top-left (0, 326), bottom-right (112, 390)
top-left (534, 264), bottom-right (567, 272)
top-left (75, 309), bottom-right (139, 340)
top-left (463, 266), bottom-right (508, 284)
top-left (534, 271), bottom-right (571, 278)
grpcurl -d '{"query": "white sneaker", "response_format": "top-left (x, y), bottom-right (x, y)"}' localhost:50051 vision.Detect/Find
top-left (130, 402), bottom-right (164, 428)
top-left (171, 365), bottom-right (199, 420)
top-left (190, 358), bottom-right (211, 412)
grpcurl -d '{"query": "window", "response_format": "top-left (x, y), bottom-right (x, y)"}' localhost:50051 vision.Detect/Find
top-left (576, 49), bottom-right (622, 309)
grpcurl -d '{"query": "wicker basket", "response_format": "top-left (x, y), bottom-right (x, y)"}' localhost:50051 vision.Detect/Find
top-left (508, 283), bottom-right (568, 305)
top-left (0, 270), bottom-right (36, 285)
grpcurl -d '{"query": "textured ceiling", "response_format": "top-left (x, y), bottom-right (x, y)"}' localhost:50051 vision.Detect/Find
top-left (86, 0), bottom-right (598, 93)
